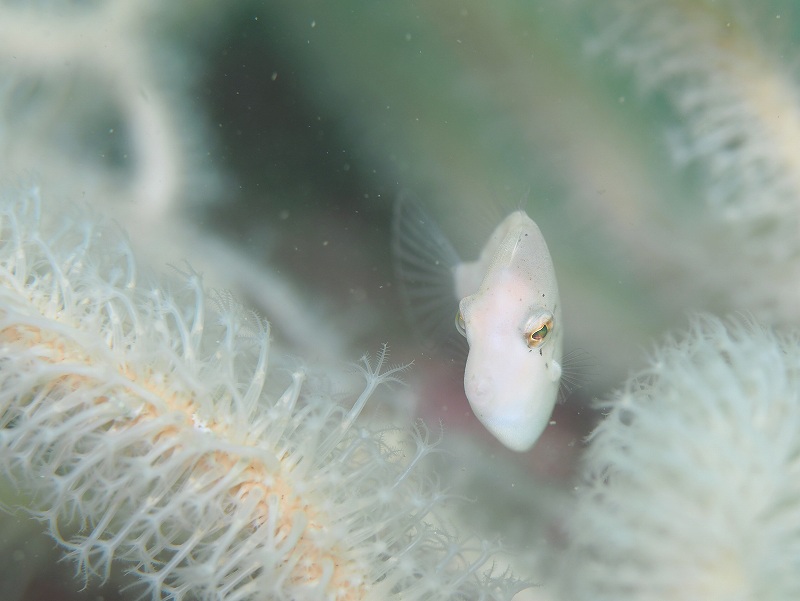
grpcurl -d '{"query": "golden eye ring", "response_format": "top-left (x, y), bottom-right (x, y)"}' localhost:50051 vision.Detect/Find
top-left (524, 313), bottom-right (553, 349)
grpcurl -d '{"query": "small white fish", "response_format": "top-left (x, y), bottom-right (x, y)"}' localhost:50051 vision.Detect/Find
top-left (392, 195), bottom-right (562, 452)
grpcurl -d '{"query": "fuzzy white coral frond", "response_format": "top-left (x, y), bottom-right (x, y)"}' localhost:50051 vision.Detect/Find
top-left (561, 315), bottom-right (800, 601)
top-left (583, 1), bottom-right (800, 323)
top-left (0, 186), bottom-right (522, 601)
top-left (0, 185), bottom-right (528, 600)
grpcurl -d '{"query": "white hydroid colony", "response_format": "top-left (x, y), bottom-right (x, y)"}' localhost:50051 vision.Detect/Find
top-left (561, 317), bottom-right (800, 600)
top-left (0, 187), bottom-right (521, 601)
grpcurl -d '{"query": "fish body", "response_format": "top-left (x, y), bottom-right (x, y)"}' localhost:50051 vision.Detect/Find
top-left (392, 197), bottom-right (562, 452)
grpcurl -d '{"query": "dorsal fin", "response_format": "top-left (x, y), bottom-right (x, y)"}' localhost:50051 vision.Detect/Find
top-left (391, 193), bottom-right (463, 351)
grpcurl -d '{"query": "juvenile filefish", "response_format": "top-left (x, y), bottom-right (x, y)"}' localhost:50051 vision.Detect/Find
top-left (392, 195), bottom-right (562, 452)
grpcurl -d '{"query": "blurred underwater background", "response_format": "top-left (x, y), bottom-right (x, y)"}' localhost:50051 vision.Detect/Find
top-left (2, 1), bottom-right (800, 599)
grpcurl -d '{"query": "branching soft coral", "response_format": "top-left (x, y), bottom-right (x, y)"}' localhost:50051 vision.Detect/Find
top-left (560, 316), bottom-right (800, 600)
top-left (0, 0), bottom-right (216, 222)
top-left (583, 0), bottom-right (800, 323)
top-left (0, 186), bottom-right (523, 601)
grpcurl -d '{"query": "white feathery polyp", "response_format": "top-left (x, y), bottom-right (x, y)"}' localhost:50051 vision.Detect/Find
top-left (0, 187), bottom-right (522, 601)
top-left (560, 315), bottom-right (800, 601)
top-left (584, 1), bottom-right (800, 323)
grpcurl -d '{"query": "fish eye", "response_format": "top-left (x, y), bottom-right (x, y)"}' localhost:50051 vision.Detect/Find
top-left (524, 312), bottom-right (554, 349)
top-left (455, 309), bottom-right (466, 337)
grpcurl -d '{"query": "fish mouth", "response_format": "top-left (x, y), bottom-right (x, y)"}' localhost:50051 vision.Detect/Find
top-left (480, 415), bottom-right (545, 453)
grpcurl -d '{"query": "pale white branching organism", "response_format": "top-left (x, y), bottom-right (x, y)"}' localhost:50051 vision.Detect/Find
top-left (583, 0), bottom-right (800, 324)
top-left (0, 1), bottom-right (217, 222)
top-left (560, 316), bottom-right (800, 600)
top-left (0, 186), bottom-right (524, 601)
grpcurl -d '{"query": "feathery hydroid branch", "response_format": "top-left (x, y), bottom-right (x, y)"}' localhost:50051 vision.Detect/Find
top-left (560, 316), bottom-right (800, 600)
top-left (587, 1), bottom-right (800, 225)
top-left (583, 1), bottom-right (800, 323)
top-left (0, 187), bottom-right (522, 601)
